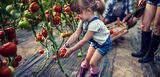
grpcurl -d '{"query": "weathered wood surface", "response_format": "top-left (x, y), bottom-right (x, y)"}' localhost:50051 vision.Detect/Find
top-left (14, 22), bottom-right (160, 77)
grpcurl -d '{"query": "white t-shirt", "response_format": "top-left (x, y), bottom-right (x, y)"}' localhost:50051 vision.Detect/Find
top-left (78, 19), bottom-right (110, 45)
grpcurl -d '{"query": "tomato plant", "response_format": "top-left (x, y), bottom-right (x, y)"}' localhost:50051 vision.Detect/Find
top-left (0, 0), bottom-right (81, 77)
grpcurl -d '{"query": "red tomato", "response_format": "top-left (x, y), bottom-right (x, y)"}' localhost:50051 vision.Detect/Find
top-left (5, 27), bottom-right (15, 34)
top-left (0, 31), bottom-right (5, 40)
top-left (53, 16), bottom-right (60, 25)
top-left (15, 55), bottom-right (22, 62)
top-left (45, 10), bottom-right (50, 15)
top-left (53, 55), bottom-right (57, 61)
top-left (3, 20), bottom-right (10, 25)
top-left (6, 27), bottom-right (16, 41)
top-left (35, 34), bottom-right (44, 42)
top-left (46, 14), bottom-right (50, 22)
top-left (53, 5), bottom-right (61, 13)
top-left (64, 6), bottom-right (71, 14)
top-left (41, 28), bottom-right (48, 38)
top-left (0, 66), bottom-right (13, 77)
top-left (0, 42), bottom-right (17, 57)
top-left (29, 2), bottom-right (39, 13)
top-left (8, 34), bottom-right (16, 41)
top-left (21, 0), bottom-right (25, 4)
top-left (59, 48), bottom-right (66, 58)
top-left (12, 61), bottom-right (19, 67)
top-left (38, 49), bottom-right (44, 54)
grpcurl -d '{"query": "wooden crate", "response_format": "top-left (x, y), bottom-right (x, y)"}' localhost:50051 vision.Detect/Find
top-left (106, 21), bottom-right (128, 41)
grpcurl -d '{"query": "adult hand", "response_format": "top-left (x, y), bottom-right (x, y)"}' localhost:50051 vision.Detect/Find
top-left (138, 0), bottom-right (146, 6)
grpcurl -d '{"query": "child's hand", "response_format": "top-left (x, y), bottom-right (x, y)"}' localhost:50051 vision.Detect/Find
top-left (60, 45), bottom-right (66, 51)
top-left (63, 48), bottom-right (73, 58)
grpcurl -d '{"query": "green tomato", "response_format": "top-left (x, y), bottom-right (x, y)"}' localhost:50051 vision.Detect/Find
top-left (24, 10), bottom-right (35, 19)
top-left (77, 51), bottom-right (82, 57)
top-left (6, 5), bottom-right (14, 12)
top-left (8, 66), bottom-right (15, 74)
top-left (10, 10), bottom-right (21, 18)
top-left (18, 19), bottom-right (30, 29)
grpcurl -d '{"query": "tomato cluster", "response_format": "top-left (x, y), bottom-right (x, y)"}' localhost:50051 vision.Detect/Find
top-left (45, 7), bottom-right (61, 25)
top-left (60, 32), bottom-right (72, 38)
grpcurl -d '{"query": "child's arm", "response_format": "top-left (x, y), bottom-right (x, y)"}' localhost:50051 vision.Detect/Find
top-left (64, 31), bottom-right (94, 57)
top-left (64, 27), bottom-right (82, 47)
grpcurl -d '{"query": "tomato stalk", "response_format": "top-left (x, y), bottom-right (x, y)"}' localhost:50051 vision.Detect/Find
top-left (55, 49), bottom-right (69, 77)
top-left (58, 38), bottom-right (65, 49)
top-left (71, 13), bottom-right (78, 31)
top-left (38, 0), bottom-right (69, 77)
top-left (62, 12), bottom-right (74, 32)
top-left (50, 0), bottom-right (69, 77)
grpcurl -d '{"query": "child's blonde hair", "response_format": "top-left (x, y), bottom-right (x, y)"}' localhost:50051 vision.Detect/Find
top-left (71, 0), bottom-right (105, 15)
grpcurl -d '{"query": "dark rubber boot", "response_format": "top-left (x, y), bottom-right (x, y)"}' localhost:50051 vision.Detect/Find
top-left (90, 73), bottom-right (99, 77)
top-left (138, 34), bottom-right (160, 63)
top-left (79, 67), bottom-right (88, 77)
top-left (131, 31), bottom-right (152, 57)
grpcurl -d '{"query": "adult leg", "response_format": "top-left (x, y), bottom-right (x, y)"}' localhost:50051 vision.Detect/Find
top-left (138, 6), bottom-right (160, 63)
top-left (79, 45), bottom-right (96, 77)
top-left (131, 3), bottom-right (156, 58)
top-left (89, 50), bottom-right (103, 77)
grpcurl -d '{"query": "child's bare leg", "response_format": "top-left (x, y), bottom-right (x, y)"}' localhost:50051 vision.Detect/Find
top-left (79, 45), bottom-right (96, 77)
top-left (81, 45), bottom-right (96, 68)
top-left (89, 50), bottom-right (103, 76)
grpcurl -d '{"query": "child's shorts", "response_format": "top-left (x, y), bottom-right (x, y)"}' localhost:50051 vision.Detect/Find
top-left (91, 37), bottom-right (112, 56)
top-left (147, 0), bottom-right (160, 6)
